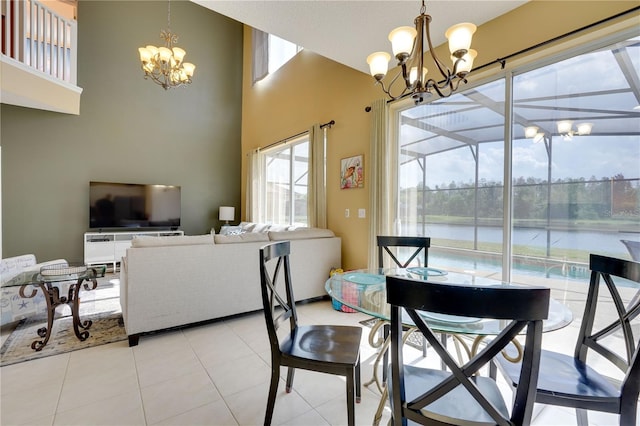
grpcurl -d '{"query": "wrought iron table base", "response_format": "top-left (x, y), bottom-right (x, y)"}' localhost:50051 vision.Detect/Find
top-left (19, 277), bottom-right (98, 351)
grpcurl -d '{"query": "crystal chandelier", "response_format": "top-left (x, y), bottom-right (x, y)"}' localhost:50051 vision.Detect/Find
top-left (367, 0), bottom-right (477, 104)
top-left (138, 0), bottom-right (195, 90)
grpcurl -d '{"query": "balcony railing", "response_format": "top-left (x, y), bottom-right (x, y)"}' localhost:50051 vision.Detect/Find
top-left (1, 0), bottom-right (77, 84)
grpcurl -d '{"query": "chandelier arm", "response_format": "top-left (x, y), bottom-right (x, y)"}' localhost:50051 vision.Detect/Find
top-left (423, 13), bottom-right (452, 82)
top-left (380, 67), bottom-right (414, 101)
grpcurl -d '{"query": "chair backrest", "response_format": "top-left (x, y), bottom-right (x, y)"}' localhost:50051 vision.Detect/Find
top-left (377, 236), bottom-right (430, 269)
top-left (386, 275), bottom-right (550, 425)
top-left (577, 254), bottom-right (640, 398)
top-left (259, 241), bottom-right (297, 355)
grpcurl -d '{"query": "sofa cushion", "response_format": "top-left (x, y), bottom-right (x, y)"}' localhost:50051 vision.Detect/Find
top-left (268, 228), bottom-right (335, 241)
top-left (214, 232), bottom-right (270, 244)
top-left (131, 235), bottom-right (214, 248)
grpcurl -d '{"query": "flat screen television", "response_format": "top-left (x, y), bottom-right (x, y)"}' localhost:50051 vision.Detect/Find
top-left (89, 181), bottom-right (181, 230)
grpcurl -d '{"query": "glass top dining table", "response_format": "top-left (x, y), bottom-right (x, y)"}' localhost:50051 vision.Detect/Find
top-left (325, 267), bottom-right (573, 336)
top-left (326, 267), bottom-right (574, 426)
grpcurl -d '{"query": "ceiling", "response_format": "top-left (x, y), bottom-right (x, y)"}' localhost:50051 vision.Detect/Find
top-left (192, 0), bottom-right (529, 75)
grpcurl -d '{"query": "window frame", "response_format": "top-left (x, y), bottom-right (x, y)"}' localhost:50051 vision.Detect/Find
top-left (257, 134), bottom-right (310, 227)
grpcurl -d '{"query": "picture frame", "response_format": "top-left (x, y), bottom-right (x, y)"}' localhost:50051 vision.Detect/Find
top-left (340, 155), bottom-right (364, 189)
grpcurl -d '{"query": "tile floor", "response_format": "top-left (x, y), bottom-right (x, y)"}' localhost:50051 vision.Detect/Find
top-left (0, 275), bottom-right (631, 426)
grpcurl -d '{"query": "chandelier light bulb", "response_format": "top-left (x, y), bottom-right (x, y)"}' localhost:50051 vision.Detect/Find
top-left (389, 26), bottom-right (417, 61)
top-left (557, 120), bottom-right (573, 135)
top-left (172, 47), bottom-right (186, 63)
top-left (409, 66), bottom-right (428, 85)
top-left (453, 49), bottom-right (477, 74)
top-left (367, 51), bottom-right (391, 80)
top-left (445, 22), bottom-right (476, 58)
top-left (577, 122), bottom-right (593, 135)
top-left (524, 126), bottom-right (539, 139)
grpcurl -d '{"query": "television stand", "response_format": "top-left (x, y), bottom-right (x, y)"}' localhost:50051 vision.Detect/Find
top-left (84, 230), bottom-right (184, 272)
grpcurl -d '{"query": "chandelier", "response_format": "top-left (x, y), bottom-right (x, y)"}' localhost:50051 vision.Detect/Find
top-left (138, 0), bottom-right (195, 90)
top-left (367, 0), bottom-right (477, 104)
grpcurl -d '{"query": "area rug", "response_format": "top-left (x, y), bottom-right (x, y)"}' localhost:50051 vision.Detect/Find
top-left (0, 275), bottom-right (126, 367)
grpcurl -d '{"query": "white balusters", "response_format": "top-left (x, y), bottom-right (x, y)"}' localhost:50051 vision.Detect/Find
top-left (1, 0), bottom-right (76, 84)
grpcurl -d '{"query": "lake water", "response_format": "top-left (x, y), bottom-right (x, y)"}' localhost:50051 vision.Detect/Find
top-left (399, 223), bottom-right (639, 281)
top-left (402, 223), bottom-right (639, 256)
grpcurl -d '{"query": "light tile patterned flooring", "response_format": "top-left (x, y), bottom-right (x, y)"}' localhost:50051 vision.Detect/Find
top-left (0, 275), bottom-right (630, 426)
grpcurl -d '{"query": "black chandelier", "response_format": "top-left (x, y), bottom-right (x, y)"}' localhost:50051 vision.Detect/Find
top-left (367, 0), bottom-right (477, 104)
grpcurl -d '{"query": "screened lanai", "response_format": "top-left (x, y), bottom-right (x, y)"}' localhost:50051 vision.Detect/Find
top-left (395, 34), bottom-right (640, 281)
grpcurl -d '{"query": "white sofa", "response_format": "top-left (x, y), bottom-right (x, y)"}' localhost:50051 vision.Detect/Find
top-left (119, 227), bottom-right (341, 346)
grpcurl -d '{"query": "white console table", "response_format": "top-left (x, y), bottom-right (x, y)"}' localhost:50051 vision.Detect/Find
top-left (84, 230), bottom-right (184, 271)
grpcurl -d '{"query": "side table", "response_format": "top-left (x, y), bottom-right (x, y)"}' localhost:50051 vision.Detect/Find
top-left (11, 264), bottom-right (106, 351)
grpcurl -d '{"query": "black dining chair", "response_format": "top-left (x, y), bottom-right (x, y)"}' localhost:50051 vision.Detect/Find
top-left (377, 236), bottom-right (430, 270)
top-left (378, 235), bottom-right (433, 364)
top-left (495, 254), bottom-right (640, 426)
top-left (258, 241), bottom-right (362, 426)
top-left (386, 274), bottom-right (550, 426)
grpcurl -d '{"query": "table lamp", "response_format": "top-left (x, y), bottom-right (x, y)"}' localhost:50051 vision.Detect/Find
top-left (219, 206), bottom-right (235, 225)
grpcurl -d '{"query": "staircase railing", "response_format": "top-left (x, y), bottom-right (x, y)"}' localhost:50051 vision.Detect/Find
top-left (1, 0), bottom-right (77, 84)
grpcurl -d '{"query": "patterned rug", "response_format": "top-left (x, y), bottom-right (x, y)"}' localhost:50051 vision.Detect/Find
top-left (0, 275), bottom-right (126, 367)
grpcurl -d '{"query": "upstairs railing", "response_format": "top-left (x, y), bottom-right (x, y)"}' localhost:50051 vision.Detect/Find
top-left (1, 0), bottom-right (77, 84)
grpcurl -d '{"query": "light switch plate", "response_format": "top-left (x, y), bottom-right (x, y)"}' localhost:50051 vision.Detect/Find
top-left (358, 208), bottom-right (366, 218)
top-left (345, 209), bottom-right (350, 218)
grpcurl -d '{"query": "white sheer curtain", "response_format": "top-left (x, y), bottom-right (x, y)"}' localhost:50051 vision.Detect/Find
top-left (368, 99), bottom-right (396, 268)
top-left (308, 123), bottom-right (327, 228)
top-left (245, 148), bottom-right (262, 222)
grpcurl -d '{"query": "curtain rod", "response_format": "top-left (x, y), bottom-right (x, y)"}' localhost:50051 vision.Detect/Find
top-left (473, 5), bottom-right (639, 73)
top-left (364, 5), bottom-right (639, 110)
top-left (259, 119), bottom-right (335, 151)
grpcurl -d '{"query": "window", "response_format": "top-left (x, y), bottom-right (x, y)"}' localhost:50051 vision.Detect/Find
top-left (395, 34), bottom-right (640, 290)
top-left (252, 29), bottom-right (302, 84)
top-left (259, 135), bottom-right (310, 227)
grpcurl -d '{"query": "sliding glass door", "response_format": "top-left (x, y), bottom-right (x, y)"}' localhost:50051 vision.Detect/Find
top-left (395, 34), bottom-right (640, 289)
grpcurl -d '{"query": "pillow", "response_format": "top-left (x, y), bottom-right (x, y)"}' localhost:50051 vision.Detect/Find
top-left (131, 235), bottom-right (214, 248)
top-left (214, 233), bottom-right (270, 244)
top-left (268, 228), bottom-right (335, 241)
top-left (251, 223), bottom-right (271, 233)
top-left (220, 226), bottom-right (243, 236)
top-left (267, 224), bottom-right (290, 232)
top-left (239, 222), bottom-right (256, 232)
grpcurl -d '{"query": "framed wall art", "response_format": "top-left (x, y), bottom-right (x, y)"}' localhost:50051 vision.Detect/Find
top-left (340, 155), bottom-right (364, 189)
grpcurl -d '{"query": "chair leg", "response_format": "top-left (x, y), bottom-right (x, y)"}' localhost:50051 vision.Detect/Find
top-left (346, 369), bottom-right (356, 426)
top-left (355, 360), bottom-right (362, 403)
top-left (620, 397), bottom-right (639, 426)
top-left (285, 367), bottom-right (295, 393)
top-left (265, 366), bottom-right (280, 426)
top-left (576, 408), bottom-right (588, 426)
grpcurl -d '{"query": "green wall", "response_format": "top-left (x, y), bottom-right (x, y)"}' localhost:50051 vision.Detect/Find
top-left (0, 1), bottom-right (243, 263)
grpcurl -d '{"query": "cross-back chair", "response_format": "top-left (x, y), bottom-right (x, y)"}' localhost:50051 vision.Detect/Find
top-left (259, 240), bottom-right (362, 426)
top-left (386, 274), bottom-right (550, 426)
top-left (377, 236), bottom-right (430, 270)
top-left (378, 235), bottom-right (434, 365)
top-left (496, 254), bottom-right (640, 426)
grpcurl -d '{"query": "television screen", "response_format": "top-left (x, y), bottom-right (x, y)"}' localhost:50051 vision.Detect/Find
top-left (89, 181), bottom-right (181, 230)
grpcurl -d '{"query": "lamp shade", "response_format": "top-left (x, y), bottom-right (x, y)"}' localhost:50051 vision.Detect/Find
top-left (219, 206), bottom-right (235, 222)
top-left (445, 22), bottom-right (476, 56)
top-left (367, 52), bottom-right (391, 79)
top-left (389, 26), bottom-right (417, 59)
top-left (557, 120), bottom-right (573, 134)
